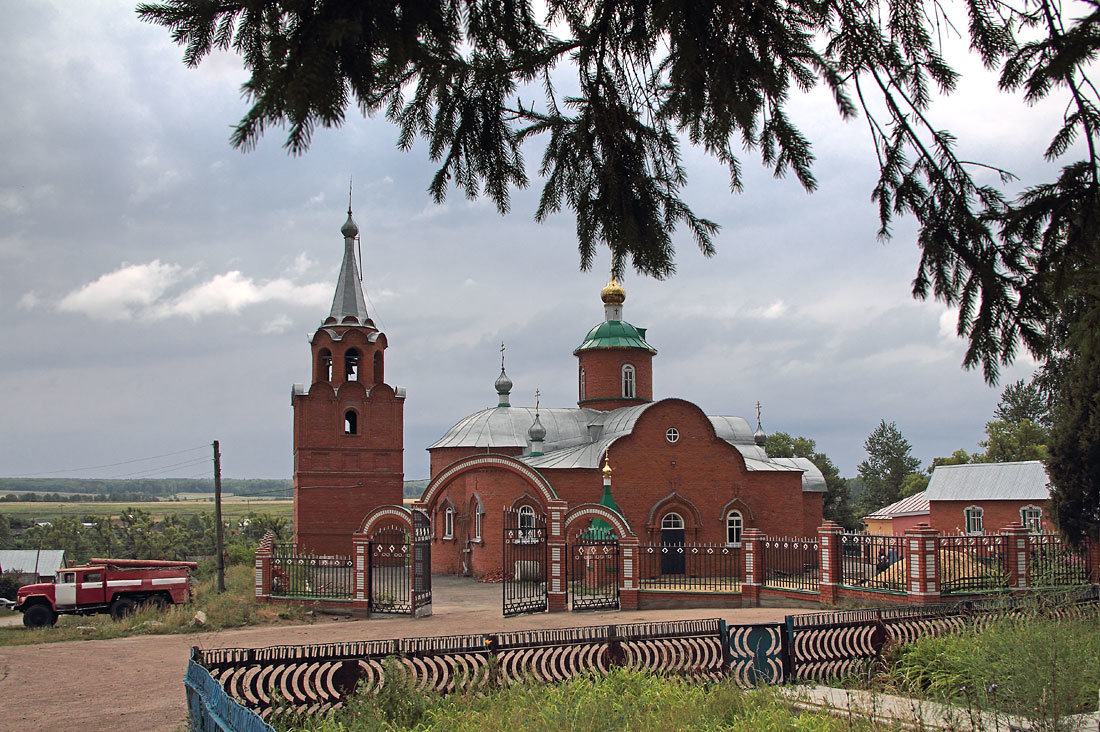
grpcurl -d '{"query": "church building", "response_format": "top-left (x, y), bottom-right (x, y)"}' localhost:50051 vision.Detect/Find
top-left (419, 277), bottom-right (826, 577)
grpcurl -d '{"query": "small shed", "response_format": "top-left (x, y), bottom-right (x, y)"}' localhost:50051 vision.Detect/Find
top-left (926, 461), bottom-right (1051, 534)
top-left (0, 549), bottom-right (66, 583)
top-left (863, 492), bottom-right (930, 536)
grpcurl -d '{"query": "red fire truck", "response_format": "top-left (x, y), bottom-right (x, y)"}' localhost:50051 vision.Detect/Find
top-left (15, 558), bottom-right (197, 628)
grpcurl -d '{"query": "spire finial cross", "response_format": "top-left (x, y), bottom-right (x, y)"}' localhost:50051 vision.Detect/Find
top-left (500, 341), bottom-right (506, 371)
top-left (348, 176), bottom-right (354, 215)
top-left (535, 388), bottom-right (541, 413)
top-left (755, 400), bottom-right (762, 427)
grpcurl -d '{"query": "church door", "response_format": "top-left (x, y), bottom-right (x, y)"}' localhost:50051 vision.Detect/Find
top-left (660, 512), bottom-right (686, 574)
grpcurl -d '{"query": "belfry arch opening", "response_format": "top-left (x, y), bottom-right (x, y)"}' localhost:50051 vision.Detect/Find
top-left (344, 410), bottom-right (358, 435)
top-left (345, 348), bottom-right (362, 381)
top-left (316, 349), bottom-right (332, 382)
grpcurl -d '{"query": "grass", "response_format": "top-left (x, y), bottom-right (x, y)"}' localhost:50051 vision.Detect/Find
top-left (0, 499), bottom-right (292, 521)
top-left (0, 563), bottom-right (311, 646)
top-left (278, 665), bottom-right (907, 732)
top-left (878, 602), bottom-right (1100, 727)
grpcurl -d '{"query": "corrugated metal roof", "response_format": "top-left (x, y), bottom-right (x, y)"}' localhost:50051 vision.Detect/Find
top-left (573, 320), bottom-right (657, 354)
top-left (926, 461), bottom-right (1050, 502)
top-left (0, 549), bottom-right (65, 576)
top-left (864, 491), bottom-right (930, 519)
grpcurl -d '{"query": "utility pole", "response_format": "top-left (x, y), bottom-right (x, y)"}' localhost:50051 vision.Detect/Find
top-left (213, 440), bottom-right (225, 593)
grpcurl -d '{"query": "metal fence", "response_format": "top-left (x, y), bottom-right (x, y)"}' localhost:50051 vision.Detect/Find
top-left (1029, 534), bottom-right (1093, 587)
top-left (762, 537), bottom-right (819, 593)
top-left (186, 648), bottom-right (274, 732)
top-left (636, 544), bottom-right (742, 592)
top-left (939, 534), bottom-right (1008, 595)
top-left (837, 533), bottom-right (908, 593)
top-left (271, 544), bottom-right (353, 600)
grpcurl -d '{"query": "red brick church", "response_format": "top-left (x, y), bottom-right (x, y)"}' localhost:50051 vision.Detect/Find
top-left (292, 209), bottom-right (825, 569)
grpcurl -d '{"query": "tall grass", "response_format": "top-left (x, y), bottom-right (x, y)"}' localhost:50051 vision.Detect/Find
top-left (280, 664), bottom-right (906, 732)
top-left (882, 603), bottom-right (1100, 727)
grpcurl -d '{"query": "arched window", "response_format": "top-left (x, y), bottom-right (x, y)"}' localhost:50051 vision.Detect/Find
top-left (579, 367), bottom-right (586, 401)
top-left (518, 505), bottom-right (536, 541)
top-left (317, 349), bottom-right (332, 382)
top-left (726, 511), bottom-right (743, 546)
top-left (443, 507), bottom-right (454, 539)
top-left (373, 351), bottom-right (384, 384)
top-left (344, 410), bottom-right (358, 435)
top-left (344, 348), bottom-right (361, 381)
top-left (661, 512), bottom-right (684, 530)
top-left (472, 497), bottom-right (484, 540)
top-left (964, 506), bottom-right (984, 534)
top-left (622, 364), bottom-right (636, 398)
top-left (1020, 505), bottom-right (1042, 532)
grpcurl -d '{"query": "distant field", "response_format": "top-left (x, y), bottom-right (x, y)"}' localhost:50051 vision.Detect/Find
top-left (0, 499), bottom-right (293, 521)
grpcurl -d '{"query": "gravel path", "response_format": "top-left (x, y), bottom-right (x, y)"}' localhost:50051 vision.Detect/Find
top-left (0, 578), bottom-right (808, 731)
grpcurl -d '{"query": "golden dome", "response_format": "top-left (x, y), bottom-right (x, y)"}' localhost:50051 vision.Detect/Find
top-left (602, 450), bottom-right (613, 477)
top-left (601, 276), bottom-right (626, 305)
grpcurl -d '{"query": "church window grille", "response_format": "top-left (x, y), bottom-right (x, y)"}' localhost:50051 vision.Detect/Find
top-left (518, 505), bottom-right (536, 542)
top-left (622, 364), bottom-right (636, 398)
top-left (964, 506), bottom-right (984, 534)
top-left (726, 511), bottom-right (743, 546)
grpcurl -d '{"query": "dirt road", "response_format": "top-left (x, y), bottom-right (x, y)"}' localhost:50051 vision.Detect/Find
top-left (0, 579), bottom-right (808, 731)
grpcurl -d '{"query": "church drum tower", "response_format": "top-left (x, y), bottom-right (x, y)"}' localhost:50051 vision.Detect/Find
top-left (291, 207), bottom-right (405, 556)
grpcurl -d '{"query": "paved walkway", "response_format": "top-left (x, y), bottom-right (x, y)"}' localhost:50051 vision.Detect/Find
top-left (782, 685), bottom-right (1100, 731)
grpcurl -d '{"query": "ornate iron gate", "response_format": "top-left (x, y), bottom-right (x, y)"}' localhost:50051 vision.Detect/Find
top-left (411, 509), bottom-right (432, 614)
top-left (368, 528), bottom-right (411, 614)
top-left (569, 537), bottom-right (620, 610)
top-left (502, 508), bottom-right (548, 616)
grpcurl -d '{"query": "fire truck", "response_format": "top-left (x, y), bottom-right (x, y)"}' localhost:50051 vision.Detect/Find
top-left (15, 558), bottom-right (197, 628)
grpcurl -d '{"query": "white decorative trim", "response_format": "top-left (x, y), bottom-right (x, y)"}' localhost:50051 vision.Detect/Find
top-left (422, 454), bottom-right (557, 506)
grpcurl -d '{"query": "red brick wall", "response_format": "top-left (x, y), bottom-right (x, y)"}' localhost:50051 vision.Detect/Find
top-left (928, 499), bottom-right (1052, 534)
top-left (429, 445), bottom-right (523, 477)
top-left (293, 326), bottom-right (404, 556)
top-left (576, 348), bottom-right (653, 410)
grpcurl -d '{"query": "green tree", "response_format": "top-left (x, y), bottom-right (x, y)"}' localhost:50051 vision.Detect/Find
top-left (928, 449), bottom-right (976, 472)
top-left (979, 420), bottom-right (1050, 463)
top-left (856, 420), bottom-right (921, 515)
top-left (766, 431), bottom-right (857, 530)
top-left (899, 473), bottom-right (929, 498)
top-left (995, 379), bottom-right (1050, 427)
top-left (0, 514), bottom-right (13, 550)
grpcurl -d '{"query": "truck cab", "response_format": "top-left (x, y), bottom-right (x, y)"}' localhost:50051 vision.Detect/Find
top-left (53, 567), bottom-right (107, 608)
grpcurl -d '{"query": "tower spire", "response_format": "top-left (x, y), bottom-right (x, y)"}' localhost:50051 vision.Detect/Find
top-left (327, 199), bottom-right (371, 326)
top-left (494, 341), bottom-right (513, 407)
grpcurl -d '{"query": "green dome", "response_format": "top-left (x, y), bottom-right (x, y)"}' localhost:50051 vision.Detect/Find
top-left (573, 320), bottom-right (657, 355)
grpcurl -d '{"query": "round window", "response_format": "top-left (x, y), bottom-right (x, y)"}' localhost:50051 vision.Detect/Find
top-left (665, 427), bottom-right (680, 443)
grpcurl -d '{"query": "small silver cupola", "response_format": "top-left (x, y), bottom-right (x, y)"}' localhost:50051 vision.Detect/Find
top-left (495, 342), bottom-right (512, 407)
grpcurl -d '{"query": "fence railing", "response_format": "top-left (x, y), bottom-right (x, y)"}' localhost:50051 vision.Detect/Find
top-left (271, 545), bottom-right (354, 600)
top-left (939, 534), bottom-right (1009, 595)
top-left (195, 586), bottom-right (1100, 724)
top-left (762, 537), bottom-right (819, 593)
top-left (837, 533), bottom-right (908, 593)
top-left (1029, 533), bottom-right (1094, 587)
top-left (636, 544), bottom-right (742, 592)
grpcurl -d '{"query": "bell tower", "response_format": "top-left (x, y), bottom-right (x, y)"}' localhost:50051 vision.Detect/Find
top-left (291, 204), bottom-right (405, 555)
top-left (574, 277), bottom-right (656, 411)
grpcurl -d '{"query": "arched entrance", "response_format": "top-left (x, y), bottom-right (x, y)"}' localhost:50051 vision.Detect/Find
top-left (354, 506), bottom-right (432, 616)
top-left (564, 504), bottom-right (634, 611)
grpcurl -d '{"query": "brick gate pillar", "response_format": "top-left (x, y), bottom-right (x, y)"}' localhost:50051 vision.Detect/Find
top-left (619, 537), bottom-right (639, 610)
top-left (742, 528), bottom-right (764, 607)
top-left (254, 531), bottom-right (275, 601)
top-left (351, 532), bottom-right (371, 613)
top-left (905, 523), bottom-right (941, 605)
top-left (1001, 523), bottom-right (1030, 591)
top-left (817, 521), bottom-right (844, 605)
top-left (547, 500), bottom-right (568, 612)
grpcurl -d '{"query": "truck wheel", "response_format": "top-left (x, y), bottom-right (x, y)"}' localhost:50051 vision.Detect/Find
top-left (109, 596), bottom-right (137, 621)
top-left (23, 603), bottom-right (57, 629)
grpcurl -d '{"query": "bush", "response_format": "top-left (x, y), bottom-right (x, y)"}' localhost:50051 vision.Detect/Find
top-left (0, 571), bottom-right (22, 601)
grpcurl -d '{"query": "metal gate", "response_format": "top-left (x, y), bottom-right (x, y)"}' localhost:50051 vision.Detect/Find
top-left (569, 537), bottom-right (620, 610)
top-left (502, 508), bottom-right (547, 616)
top-left (368, 528), bottom-right (411, 613)
top-left (411, 509), bottom-right (432, 614)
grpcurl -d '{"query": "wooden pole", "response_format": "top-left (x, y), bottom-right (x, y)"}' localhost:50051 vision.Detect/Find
top-left (213, 440), bottom-right (225, 593)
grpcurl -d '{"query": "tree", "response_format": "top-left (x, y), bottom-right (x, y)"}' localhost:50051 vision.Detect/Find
top-left (928, 449), bottom-right (976, 471)
top-left (979, 419), bottom-right (1049, 463)
top-left (994, 379), bottom-right (1049, 427)
top-left (766, 432), bottom-right (857, 530)
top-left (899, 473), bottom-right (929, 498)
top-left (0, 514), bottom-right (13, 550)
top-left (856, 420), bottom-right (921, 514)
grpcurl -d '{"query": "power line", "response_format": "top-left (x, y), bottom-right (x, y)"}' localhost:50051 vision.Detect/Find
top-left (107, 457), bottom-right (212, 480)
top-left (9, 444), bottom-right (211, 478)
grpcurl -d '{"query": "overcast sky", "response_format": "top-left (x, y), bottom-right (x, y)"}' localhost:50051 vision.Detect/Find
top-left (1, 2), bottom-right (1065, 482)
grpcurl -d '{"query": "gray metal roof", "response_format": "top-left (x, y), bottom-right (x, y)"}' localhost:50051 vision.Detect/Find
top-left (926, 461), bottom-right (1050, 502)
top-left (427, 407), bottom-right (601, 451)
top-left (864, 491), bottom-right (930, 519)
top-left (0, 549), bottom-right (65, 576)
top-left (325, 221), bottom-right (371, 326)
top-left (768, 457), bottom-right (827, 492)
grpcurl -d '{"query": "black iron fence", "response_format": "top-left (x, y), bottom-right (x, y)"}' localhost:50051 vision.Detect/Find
top-left (636, 544), bottom-right (742, 592)
top-left (939, 534), bottom-right (1008, 595)
top-left (569, 538), bottom-right (619, 610)
top-left (270, 544), bottom-right (353, 600)
top-left (503, 508), bottom-right (548, 616)
top-left (762, 537), bottom-right (819, 593)
top-left (369, 529), bottom-right (412, 614)
top-left (1029, 534), bottom-right (1094, 587)
top-left (837, 533), bottom-right (908, 593)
